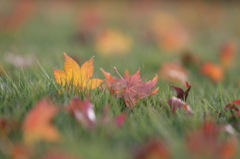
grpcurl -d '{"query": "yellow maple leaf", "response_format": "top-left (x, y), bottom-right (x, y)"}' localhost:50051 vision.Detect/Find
top-left (54, 53), bottom-right (103, 90)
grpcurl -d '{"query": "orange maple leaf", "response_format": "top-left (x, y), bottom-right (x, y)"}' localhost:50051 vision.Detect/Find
top-left (22, 98), bottom-right (60, 144)
top-left (54, 53), bottom-right (103, 90)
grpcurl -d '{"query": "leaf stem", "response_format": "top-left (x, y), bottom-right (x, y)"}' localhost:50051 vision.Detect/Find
top-left (113, 67), bottom-right (129, 88)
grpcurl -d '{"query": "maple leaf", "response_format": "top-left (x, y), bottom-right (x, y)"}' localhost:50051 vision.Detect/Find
top-left (22, 98), bottom-right (60, 144)
top-left (54, 53), bottom-right (103, 90)
top-left (171, 81), bottom-right (191, 101)
top-left (101, 67), bottom-right (159, 107)
top-left (168, 97), bottom-right (193, 115)
top-left (186, 121), bottom-right (238, 159)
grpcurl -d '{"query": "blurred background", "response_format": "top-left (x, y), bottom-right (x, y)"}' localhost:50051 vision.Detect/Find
top-left (0, 0), bottom-right (239, 82)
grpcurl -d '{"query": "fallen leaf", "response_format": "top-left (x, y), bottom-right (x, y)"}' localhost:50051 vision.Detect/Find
top-left (101, 68), bottom-right (159, 107)
top-left (151, 12), bottom-right (189, 52)
top-left (66, 97), bottom-right (96, 130)
top-left (200, 62), bottom-right (224, 82)
top-left (224, 99), bottom-right (240, 116)
top-left (95, 29), bottom-right (132, 56)
top-left (181, 50), bottom-right (201, 66)
top-left (114, 113), bottom-right (127, 128)
top-left (171, 82), bottom-right (191, 101)
top-left (0, 0), bottom-right (36, 32)
top-left (0, 118), bottom-right (18, 137)
top-left (133, 139), bottom-right (171, 159)
top-left (22, 98), bottom-right (60, 144)
top-left (159, 61), bottom-right (188, 84)
top-left (168, 97), bottom-right (193, 115)
top-left (54, 53), bottom-right (103, 90)
top-left (66, 97), bottom-right (126, 130)
top-left (220, 41), bottom-right (236, 68)
top-left (186, 121), bottom-right (237, 159)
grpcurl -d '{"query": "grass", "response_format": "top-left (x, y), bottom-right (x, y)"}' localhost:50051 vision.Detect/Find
top-left (0, 1), bottom-right (240, 159)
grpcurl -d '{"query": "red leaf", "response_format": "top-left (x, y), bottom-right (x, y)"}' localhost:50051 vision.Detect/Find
top-left (114, 113), bottom-right (126, 127)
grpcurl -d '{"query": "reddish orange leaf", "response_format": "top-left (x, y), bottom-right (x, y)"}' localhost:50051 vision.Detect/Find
top-left (200, 62), bottom-right (224, 82)
top-left (101, 68), bottom-right (159, 107)
top-left (220, 41), bottom-right (236, 68)
top-left (22, 98), bottom-right (60, 144)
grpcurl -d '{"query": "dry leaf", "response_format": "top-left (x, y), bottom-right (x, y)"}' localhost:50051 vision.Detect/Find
top-left (66, 97), bottom-right (126, 130)
top-left (220, 41), bottom-right (236, 68)
top-left (134, 139), bottom-right (171, 159)
top-left (171, 82), bottom-right (191, 101)
top-left (95, 29), bottom-right (132, 56)
top-left (168, 97), bottom-right (193, 115)
top-left (186, 121), bottom-right (238, 159)
top-left (22, 98), bottom-right (60, 144)
top-left (101, 68), bottom-right (159, 107)
top-left (224, 99), bottom-right (240, 116)
top-left (151, 12), bottom-right (189, 52)
top-left (159, 61), bottom-right (188, 84)
top-left (200, 62), bottom-right (224, 82)
top-left (54, 53), bottom-right (103, 90)
top-left (0, 0), bottom-right (36, 32)
top-left (66, 97), bottom-right (96, 130)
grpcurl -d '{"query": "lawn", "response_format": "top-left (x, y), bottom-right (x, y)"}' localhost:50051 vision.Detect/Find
top-left (0, 1), bottom-right (240, 159)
